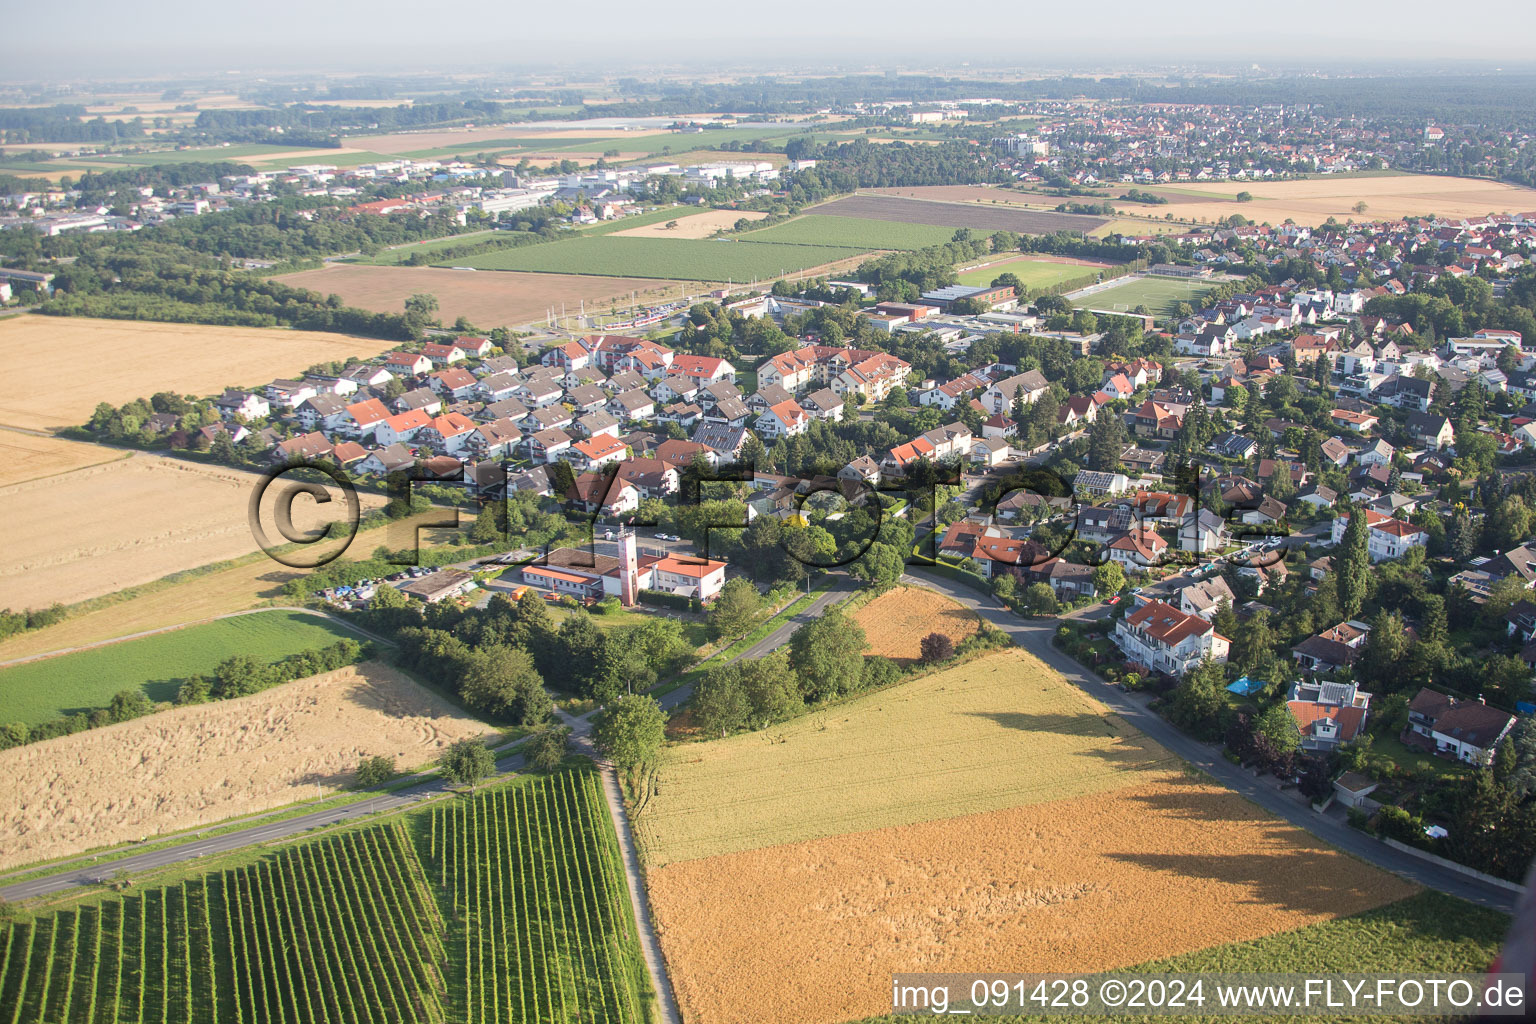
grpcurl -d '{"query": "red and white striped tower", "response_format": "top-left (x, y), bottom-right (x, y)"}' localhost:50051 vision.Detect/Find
top-left (618, 529), bottom-right (639, 607)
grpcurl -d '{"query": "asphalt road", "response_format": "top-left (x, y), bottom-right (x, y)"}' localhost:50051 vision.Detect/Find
top-left (902, 568), bottom-right (1520, 915)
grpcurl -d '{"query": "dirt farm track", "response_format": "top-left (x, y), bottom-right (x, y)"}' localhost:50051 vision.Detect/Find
top-left (277, 264), bottom-right (692, 329)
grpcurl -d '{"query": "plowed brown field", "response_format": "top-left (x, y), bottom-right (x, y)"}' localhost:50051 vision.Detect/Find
top-left (0, 660), bottom-right (494, 870)
top-left (851, 585), bottom-right (979, 664)
top-left (648, 779), bottom-right (1417, 1024)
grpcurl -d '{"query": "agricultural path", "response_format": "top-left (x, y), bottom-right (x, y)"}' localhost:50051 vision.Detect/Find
top-left (902, 568), bottom-right (1521, 915)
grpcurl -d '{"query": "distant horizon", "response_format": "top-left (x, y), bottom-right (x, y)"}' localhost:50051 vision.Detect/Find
top-left (10, 0), bottom-right (1536, 80)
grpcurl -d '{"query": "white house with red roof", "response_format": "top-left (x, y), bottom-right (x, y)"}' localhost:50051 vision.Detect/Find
top-left (755, 399), bottom-right (809, 439)
top-left (1097, 372), bottom-right (1136, 401)
top-left (564, 435), bottom-right (630, 471)
top-left (543, 340), bottom-right (593, 371)
top-left (421, 342), bottom-right (465, 366)
top-left (374, 408), bottom-right (433, 447)
top-left (646, 554), bottom-right (728, 601)
top-left (342, 398), bottom-right (391, 439)
top-left (1286, 680), bottom-right (1371, 752)
top-left (1113, 599), bottom-right (1230, 677)
top-left (456, 335), bottom-right (494, 358)
top-left (1107, 526), bottom-right (1169, 569)
top-left (669, 354), bottom-right (736, 385)
top-left (1329, 508), bottom-right (1428, 562)
top-left (417, 412), bottom-right (479, 454)
top-left (429, 367), bottom-right (478, 400)
top-left (385, 352), bottom-right (433, 375)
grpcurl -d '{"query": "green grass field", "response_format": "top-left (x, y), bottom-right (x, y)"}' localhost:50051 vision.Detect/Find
top-left (851, 891), bottom-right (1507, 1023)
top-left (0, 611), bottom-right (362, 725)
top-left (447, 235), bottom-right (865, 281)
top-left (1080, 274), bottom-right (1218, 316)
top-left (740, 214), bottom-right (959, 250)
top-left (956, 255), bottom-right (1107, 289)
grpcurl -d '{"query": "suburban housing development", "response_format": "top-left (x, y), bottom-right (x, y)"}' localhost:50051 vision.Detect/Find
top-left (3, 48), bottom-right (1536, 1024)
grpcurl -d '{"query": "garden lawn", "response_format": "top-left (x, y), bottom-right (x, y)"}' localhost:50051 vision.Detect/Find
top-left (445, 234), bottom-right (866, 281)
top-left (740, 214), bottom-right (960, 250)
top-left (0, 610), bottom-right (363, 726)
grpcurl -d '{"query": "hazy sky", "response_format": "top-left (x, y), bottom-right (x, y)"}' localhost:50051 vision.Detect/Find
top-left (12, 0), bottom-right (1536, 78)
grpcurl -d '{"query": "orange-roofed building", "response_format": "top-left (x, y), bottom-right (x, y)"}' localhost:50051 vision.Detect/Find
top-left (1113, 598), bottom-right (1230, 677)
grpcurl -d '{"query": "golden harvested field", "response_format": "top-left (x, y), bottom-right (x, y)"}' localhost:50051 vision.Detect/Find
top-left (0, 661), bottom-right (494, 870)
top-left (850, 585), bottom-right (979, 664)
top-left (612, 209), bottom-right (768, 239)
top-left (0, 316), bottom-right (395, 431)
top-left (633, 649), bottom-right (1176, 866)
top-left (648, 779), bottom-right (1417, 1024)
top-left (276, 263), bottom-right (690, 328)
top-left (0, 433), bottom-right (126, 487)
top-left (0, 454), bottom-right (384, 612)
top-left (0, 510), bottom-right (457, 661)
top-left (1132, 174), bottom-right (1536, 226)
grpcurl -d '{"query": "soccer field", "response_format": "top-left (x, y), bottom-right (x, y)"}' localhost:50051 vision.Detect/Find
top-left (1081, 274), bottom-right (1219, 315)
top-left (955, 254), bottom-right (1107, 290)
top-left (448, 234), bottom-right (867, 281)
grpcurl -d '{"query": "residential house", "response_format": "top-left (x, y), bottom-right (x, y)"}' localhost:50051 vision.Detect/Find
top-left (1293, 620), bottom-right (1370, 674)
top-left (417, 412), bottom-right (479, 454)
top-left (1107, 526), bottom-right (1168, 569)
top-left (801, 388), bottom-right (845, 421)
top-left (216, 390), bottom-right (269, 422)
top-left (342, 398), bottom-right (391, 439)
top-left (1074, 470), bottom-right (1130, 497)
top-left (564, 435), bottom-right (630, 471)
top-left (1287, 680), bottom-right (1372, 751)
top-left (421, 342), bottom-right (465, 366)
top-left (1329, 509), bottom-right (1428, 562)
top-left (1407, 411), bottom-right (1455, 450)
top-left (1406, 688), bottom-right (1517, 765)
top-left (356, 443), bottom-right (416, 477)
top-left (609, 390), bottom-right (657, 422)
top-left (394, 388), bottom-right (442, 416)
top-left (981, 370), bottom-right (1049, 414)
top-left (374, 408), bottom-right (432, 447)
top-left (1112, 599), bottom-right (1231, 677)
top-left (295, 394), bottom-right (348, 432)
top-left (1180, 576), bottom-right (1235, 621)
top-left (527, 427), bottom-right (574, 463)
top-left (385, 352), bottom-right (432, 376)
top-left (429, 367), bottom-right (479, 401)
top-left (1180, 509), bottom-right (1229, 553)
top-left (271, 431), bottom-right (333, 464)
top-left (756, 399), bottom-right (809, 439)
